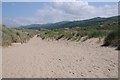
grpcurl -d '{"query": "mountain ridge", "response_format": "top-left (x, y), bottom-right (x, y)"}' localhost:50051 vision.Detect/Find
top-left (20, 16), bottom-right (119, 29)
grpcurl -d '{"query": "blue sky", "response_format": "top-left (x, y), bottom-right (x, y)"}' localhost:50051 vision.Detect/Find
top-left (2, 2), bottom-right (48, 18)
top-left (2, 0), bottom-right (120, 2)
top-left (2, 1), bottom-right (118, 27)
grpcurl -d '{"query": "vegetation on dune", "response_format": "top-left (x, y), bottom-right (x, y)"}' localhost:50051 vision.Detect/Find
top-left (1, 16), bottom-right (119, 50)
top-left (103, 29), bottom-right (120, 50)
top-left (38, 28), bottom-right (109, 41)
top-left (1, 25), bottom-right (39, 46)
top-left (20, 16), bottom-right (120, 50)
top-left (38, 22), bottom-right (119, 50)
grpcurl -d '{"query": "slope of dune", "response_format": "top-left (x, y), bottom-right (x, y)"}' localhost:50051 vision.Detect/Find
top-left (0, 46), bottom-right (2, 79)
top-left (2, 36), bottom-right (118, 78)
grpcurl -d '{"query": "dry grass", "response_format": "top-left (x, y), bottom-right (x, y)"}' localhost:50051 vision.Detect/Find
top-left (1, 25), bottom-right (39, 46)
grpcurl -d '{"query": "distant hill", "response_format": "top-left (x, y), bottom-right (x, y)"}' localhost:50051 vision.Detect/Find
top-left (20, 16), bottom-right (119, 29)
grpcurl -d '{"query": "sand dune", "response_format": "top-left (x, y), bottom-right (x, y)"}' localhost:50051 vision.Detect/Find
top-left (0, 46), bottom-right (2, 79)
top-left (2, 36), bottom-right (118, 78)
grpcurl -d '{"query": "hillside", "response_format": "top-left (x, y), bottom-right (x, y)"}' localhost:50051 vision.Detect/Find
top-left (20, 16), bottom-right (119, 29)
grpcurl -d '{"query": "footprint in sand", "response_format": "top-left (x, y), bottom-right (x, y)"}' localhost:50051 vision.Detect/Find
top-left (108, 69), bottom-right (111, 72)
top-left (80, 72), bottom-right (84, 77)
top-left (69, 71), bottom-right (75, 75)
top-left (88, 70), bottom-right (92, 73)
top-left (76, 57), bottom-right (85, 62)
top-left (58, 59), bottom-right (61, 61)
top-left (93, 65), bottom-right (100, 70)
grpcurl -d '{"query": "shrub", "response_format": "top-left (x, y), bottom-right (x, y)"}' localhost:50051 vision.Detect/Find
top-left (103, 29), bottom-right (120, 50)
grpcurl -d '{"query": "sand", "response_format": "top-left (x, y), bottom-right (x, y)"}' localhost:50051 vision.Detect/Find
top-left (2, 36), bottom-right (118, 78)
top-left (0, 46), bottom-right (2, 79)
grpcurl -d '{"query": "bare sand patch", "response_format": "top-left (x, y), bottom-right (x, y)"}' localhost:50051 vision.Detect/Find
top-left (2, 36), bottom-right (118, 78)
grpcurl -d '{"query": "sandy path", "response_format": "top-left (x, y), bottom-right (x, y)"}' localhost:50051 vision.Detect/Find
top-left (0, 46), bottom-right (2, 79)
top-left (2, 36), bottom-right (118, 78)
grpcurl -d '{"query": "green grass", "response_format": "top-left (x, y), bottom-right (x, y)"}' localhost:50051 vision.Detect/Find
top-left (1, 22), bottom-right (119, 50)
top-left (38, 28), bottom-right (110, 42)
top-left (38, 24), bottom-right (119, 50)
top-left (103, 28), bottom-right (120, 50)
top-left (1, 25), bottom-right (39, 46)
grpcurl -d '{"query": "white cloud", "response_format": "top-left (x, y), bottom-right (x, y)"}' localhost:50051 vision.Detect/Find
top-left (2, 17), bottom-right (41, 27)
top-left (51, 2), bottom-right (90, 15)
top-left (35, 1), bottom-right (118, 23)
top-left (35, 1), bottom-right (95, 24)
top-left (3, 1), bottom-right (118, 27)
top-left (2, 0), bottom-right (120, 2)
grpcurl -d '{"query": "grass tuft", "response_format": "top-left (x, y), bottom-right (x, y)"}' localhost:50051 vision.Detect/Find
top-left (103, 28), bottom-right (120, 50)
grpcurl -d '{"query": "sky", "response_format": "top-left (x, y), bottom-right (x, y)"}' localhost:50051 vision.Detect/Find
top-left (2, 0), bottom-right (119, 28)
top-left (2, 0), bottom-right (120, 2)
